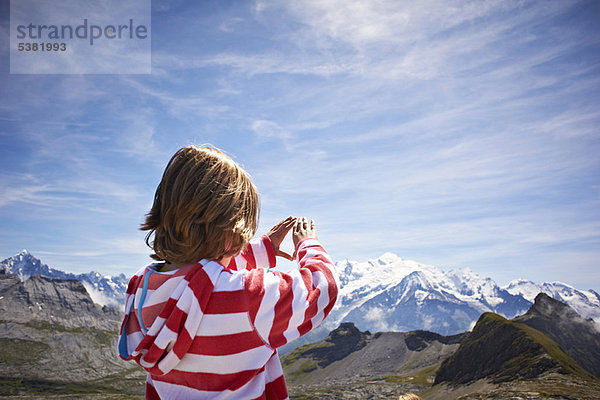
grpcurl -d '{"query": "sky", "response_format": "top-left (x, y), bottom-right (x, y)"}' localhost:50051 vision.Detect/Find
top-left (0, 0), bottom-right (599, 289)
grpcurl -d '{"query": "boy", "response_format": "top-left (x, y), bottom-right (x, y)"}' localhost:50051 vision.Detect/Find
top-left (118, 146), bottom-right (339, 399)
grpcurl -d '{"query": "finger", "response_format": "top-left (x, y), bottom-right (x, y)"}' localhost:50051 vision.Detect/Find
top-left (274, 217), bottom-right (295, 233)
top-left (280, 219), bottom-right (295, 234)
top-left (297, 217), bottom-right (306, 231)
top-left (277, 217), bottom-right (290, 228)
top-left (284, 216), bottom-right (296, 228)
top-left (281, 216), bottom-right (294, 225)
top-left (310, 219), bottom-right (315, 230)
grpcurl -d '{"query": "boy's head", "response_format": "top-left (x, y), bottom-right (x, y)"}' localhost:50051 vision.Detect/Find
top-left (141, 145), bottom-right (259, 265)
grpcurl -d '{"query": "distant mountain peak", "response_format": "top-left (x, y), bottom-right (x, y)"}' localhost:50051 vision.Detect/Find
top-left (449, 266), bottom-right (473, 275)
top-left (327, 254), bottom-right (600, 340)
top-left (401, 270), bottom-right (433, 291)
top-left (376, 252), bottom-right (401, 264)
top-left (530, 292), bottom-right (573, 315)
top-left (14, 249), bottom-right (38, 262)
top-left (510, 278), bottom-right (533, 284)
top-left (0, 250), bottom-right (127, 308)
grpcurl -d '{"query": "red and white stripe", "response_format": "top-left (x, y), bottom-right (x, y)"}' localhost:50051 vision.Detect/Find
top-left (228, 236), bottom-right (276, 271)
top-left (119, 235), bottom-right (338, 399)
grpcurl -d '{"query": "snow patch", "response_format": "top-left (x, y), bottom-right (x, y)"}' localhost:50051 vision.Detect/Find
top-left (82, 282), bottom-right (122, 308)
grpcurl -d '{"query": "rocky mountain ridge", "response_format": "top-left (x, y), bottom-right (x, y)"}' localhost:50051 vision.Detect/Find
top-left (434, 311), bottom-right (591, 385)
top-left (0, 250), bottom-right (128, 308)
top-left (513, 293), bottom-right (600, 378)
top-left (0, 271), bottom-right (120, 331)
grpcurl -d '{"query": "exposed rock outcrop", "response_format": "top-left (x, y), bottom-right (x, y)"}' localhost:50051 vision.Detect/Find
top-left (0, 273), bottom-right (121, 331)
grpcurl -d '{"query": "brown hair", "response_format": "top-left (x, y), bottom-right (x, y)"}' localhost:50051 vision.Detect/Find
top-left (141, 145), bottom-right (259, 265)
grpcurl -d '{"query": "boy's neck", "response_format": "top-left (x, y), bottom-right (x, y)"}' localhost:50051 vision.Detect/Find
top-left (158, 262), bottom-right (181, 272)
top-left (160, 256), bottom-right (232, 272)
top-left (219, 256), bottom-right (233, 267)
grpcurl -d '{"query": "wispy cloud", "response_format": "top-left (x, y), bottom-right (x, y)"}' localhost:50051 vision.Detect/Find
top-left (0, 175), bottom-right (51, 208)
top-left (35, 250), bottom-right (106, 258)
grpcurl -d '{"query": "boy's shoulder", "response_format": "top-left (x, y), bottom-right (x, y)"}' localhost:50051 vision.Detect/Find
top-left (135, 264), bottom-right (152, 275)
top-left (130, 263), bottom-right (159, 279)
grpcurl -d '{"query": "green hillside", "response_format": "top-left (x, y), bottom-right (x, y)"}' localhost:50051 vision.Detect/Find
top-left (435, 312), bottom-right (595, 385)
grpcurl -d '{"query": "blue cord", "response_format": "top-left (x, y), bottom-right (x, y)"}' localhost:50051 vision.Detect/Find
top-left (138, 269), bottom-right (155, 334)
top-left (118, 268), bottom-right (155, 359)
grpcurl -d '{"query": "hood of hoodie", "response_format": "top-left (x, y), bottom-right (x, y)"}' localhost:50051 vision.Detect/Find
top-left (119, 259), bottom-right (224, 375)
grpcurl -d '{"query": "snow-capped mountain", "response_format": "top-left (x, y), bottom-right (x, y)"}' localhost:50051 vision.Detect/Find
top-left (0, 250), bottom-right (127, 308)
top-left (505, 279), bottom-right (600, 324)
top-left (326, 253), bottom-right (599, 336)
top-left (2, 250), bottom-right (599, 336)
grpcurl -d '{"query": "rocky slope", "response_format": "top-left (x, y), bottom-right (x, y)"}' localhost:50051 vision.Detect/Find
top-left (0, 271), bottom-right (120, 330)
top-left (425, 374), bottom-right (600, 400)
top-left (282, 322), bottom-right (466, 397)
top-left (432, 293), bottom-right (600, 387)
top-left (0, 271), bottom-right (144, 398)
top-left (434, 312), bottom-right (592, 385)
top-left (513, 292), bottom-right (600, 378)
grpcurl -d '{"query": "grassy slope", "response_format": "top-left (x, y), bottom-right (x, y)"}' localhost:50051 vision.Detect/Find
top-left (480, 313), bottom-right (594, 381)
top-left (424, 313), bottom-right (600, 399)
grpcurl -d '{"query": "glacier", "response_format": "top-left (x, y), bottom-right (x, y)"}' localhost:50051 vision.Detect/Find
top-left (326, 253), bottom-right (599, 335)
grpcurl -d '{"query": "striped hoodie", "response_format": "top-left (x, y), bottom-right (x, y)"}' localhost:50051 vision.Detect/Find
top-left (118, 235), bottom-right (339, 399)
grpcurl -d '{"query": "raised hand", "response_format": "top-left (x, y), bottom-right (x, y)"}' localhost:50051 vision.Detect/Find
top-left (293, 217), bottom-right (317, 250)
top-left (266, 216), bottom-right (296, 261)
